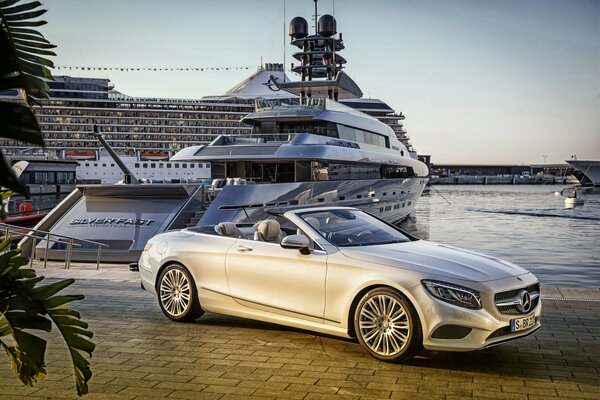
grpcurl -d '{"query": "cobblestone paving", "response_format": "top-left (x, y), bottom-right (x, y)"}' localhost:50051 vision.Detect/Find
top-left (0, 279), bottom-right (598, 400)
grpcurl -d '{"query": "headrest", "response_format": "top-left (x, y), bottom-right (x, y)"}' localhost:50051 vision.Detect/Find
top-left (256, 220), bottom-right (281, 242)
top-left (215, 222), bottom-right (239, 237)
top-left (304, 217), bottom-right (320, 231)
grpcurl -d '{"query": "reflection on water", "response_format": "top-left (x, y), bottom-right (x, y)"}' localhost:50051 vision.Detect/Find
top-left (398, 185), bottom-right (600, 288)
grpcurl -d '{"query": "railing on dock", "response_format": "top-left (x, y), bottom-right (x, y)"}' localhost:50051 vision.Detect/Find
top-left (1, 222), bottom-right (109, 270)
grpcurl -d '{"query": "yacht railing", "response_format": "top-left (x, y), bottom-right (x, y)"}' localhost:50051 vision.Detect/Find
top-left (221, 132), bottom-right (299, 144)
top-left (1, 222), bottom-right (109, 270)
top-left (255, 97), bottom-right (327, 112)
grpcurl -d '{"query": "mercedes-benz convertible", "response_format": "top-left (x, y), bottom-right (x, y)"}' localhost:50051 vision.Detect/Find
top-left (139, 206), bottom-right (541, 362)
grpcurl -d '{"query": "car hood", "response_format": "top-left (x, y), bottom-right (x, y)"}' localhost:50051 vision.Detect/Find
top-left (339, 240), bottom-right (529, 282)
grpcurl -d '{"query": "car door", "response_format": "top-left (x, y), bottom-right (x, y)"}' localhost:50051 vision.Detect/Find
top-left (225, 238), bottom-right (327, 321)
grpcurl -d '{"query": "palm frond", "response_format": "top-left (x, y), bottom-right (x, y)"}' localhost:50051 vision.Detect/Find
top-left (0, 0), bottom-right (55, 194)
top-left (0, 238), bottom-right (95, 395)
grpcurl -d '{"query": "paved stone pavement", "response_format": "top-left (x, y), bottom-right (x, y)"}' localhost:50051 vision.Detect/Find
top-left (0, 278), bottom-right (599, 400)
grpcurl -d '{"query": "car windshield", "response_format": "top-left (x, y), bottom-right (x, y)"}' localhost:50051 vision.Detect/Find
top-left (298, 209), bottom-right (411, 247)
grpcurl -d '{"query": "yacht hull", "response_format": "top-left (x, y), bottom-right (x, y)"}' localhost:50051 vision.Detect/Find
top-left (567, 160), bottom-right (600, 187)
top-left (199, 177), bottom-right (429, 226)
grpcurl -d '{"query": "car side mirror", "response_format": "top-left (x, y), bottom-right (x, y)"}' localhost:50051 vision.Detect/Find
top-left (280, 235), bottom-right (311, 255)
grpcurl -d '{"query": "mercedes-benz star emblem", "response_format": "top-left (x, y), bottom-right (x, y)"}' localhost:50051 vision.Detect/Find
top-left (516, 290), bottom-right (532, 313)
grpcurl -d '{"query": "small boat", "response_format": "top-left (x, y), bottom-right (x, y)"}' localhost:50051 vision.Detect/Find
top-left (557, 186), bottom-right (584, 208)
top-left (140, 150), bottom-right (170, 160)
top-left (1, 212), bottom-right (49, 228)
top-left (65, 150), bottom-right (96, 160)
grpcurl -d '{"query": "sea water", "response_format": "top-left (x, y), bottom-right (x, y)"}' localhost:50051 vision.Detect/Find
top-left (399, 185), bottom-right (600, 288)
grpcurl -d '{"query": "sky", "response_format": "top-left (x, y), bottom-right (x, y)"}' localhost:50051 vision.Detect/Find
top-left (39, 0), bottom-right (599, 164)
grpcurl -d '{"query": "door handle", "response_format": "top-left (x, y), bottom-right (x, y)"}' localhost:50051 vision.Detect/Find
top-left (236, 245), bottom-right (253, 252)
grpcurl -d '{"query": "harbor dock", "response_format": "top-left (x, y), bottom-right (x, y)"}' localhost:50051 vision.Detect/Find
top-left (1, 261), bottom-right (597, 400)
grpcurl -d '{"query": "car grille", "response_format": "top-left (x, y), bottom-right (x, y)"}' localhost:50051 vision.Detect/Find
top-left (494, 283), bottom-right (540, 315)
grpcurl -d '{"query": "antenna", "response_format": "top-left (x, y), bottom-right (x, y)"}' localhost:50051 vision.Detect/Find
top-left (283, 0), bottom-right (286, 82)
top-left (313, 0), bottom-right (318, 34)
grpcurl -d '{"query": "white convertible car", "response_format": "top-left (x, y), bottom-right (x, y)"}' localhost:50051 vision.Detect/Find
top-left (139, 206), bottom-right (541, 362)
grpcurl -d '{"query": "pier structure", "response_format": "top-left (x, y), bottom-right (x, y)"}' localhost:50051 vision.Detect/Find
top-left (429, 163), bottom-right (578, 185)
top-left (1, 261), bottom-right (598, 399)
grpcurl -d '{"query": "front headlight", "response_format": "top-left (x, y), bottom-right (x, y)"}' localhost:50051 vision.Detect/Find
top-left (422, 280), bottom-right (482, 310)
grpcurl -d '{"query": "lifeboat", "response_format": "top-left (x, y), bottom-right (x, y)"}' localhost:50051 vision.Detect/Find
top-left (140, 150), bottom-right (169, 160)
top-left (65, 150), bottom-right (96, 160)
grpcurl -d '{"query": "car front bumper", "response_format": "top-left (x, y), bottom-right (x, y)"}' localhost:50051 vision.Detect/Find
top-left (409, 275), bottom-right (542, 352)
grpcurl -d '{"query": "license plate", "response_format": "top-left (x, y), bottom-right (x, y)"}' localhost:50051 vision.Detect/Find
top-left (510, 314), bottom-right (536, 332)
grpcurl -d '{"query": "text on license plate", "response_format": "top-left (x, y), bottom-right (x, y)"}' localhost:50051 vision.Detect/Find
top-left (510, 314), bottom-right (536, 332)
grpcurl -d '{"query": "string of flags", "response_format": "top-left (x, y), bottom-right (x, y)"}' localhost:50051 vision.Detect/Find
top-left (54, 65), bottom-right (257, 72)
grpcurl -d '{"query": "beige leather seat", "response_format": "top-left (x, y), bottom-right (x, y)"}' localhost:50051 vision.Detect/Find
top-left (254, 220), bottom-right (285, 243)
top-left (214, 222), bottom-right (243, 238)
top-left (298, 217), bottom-right (320, 235)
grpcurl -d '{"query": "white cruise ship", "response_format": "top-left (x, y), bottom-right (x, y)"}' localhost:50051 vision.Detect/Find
top-left (1, 65), bottom-right (420, 184)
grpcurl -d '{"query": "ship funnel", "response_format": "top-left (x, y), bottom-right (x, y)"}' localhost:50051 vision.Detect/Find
top-left (289, 16), bottom-right (308, 39)
top-left (318, 14), bottom-right (336, 37)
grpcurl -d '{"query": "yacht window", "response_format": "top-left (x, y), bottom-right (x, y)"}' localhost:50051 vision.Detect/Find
top-left (135, 163), bottom-right (139, 168)
top-left (102, 163), bottom-right (106, 167)
top-left (355, 130), bottom-right (365, 143)
top-left (151, 163), bottom-right (156, 168)
top-left (198, 164), bottom-right (203, 168)
top-left (182, 163), bottom-right (187, 168)
top-left (85, 163), bottom-right (90, 167)
top-left (143, 163), bottom-right (148, 168)
top-left (337, 125), bottom-right (355, 141)
top-left (159, 163), bottom-right (164, 168)
top-left (175, 163), bottom-right (179, 168)
top-left (167, 164), bottom-right (171, 168)
top-left (205, 163), bottom-right (210, 168)
top-left (111, 163), bottom-right (115, 167)
top-left (189, 164), bottom-right (194, 168)
top-left (94, 163), bottom-right (98, 167)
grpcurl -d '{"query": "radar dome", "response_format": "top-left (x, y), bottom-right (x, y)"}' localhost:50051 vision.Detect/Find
top-left (318, 14), bottom-right (336, 37)
top-left (289, 17), bottom-right (308, 39)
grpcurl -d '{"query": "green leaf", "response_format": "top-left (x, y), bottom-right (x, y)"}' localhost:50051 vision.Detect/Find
top-left (3, 313), bottom-right (51, 332)
top-left (0, 312), bottom-right (48, 387)
top-left (43, 295), bottom-right (84, 309)
top-left (0, 1), bottom-right (21, 9)
top-left (10, 26), bottom-right (47, 38)
top-left (3, 9), bottom-right (46, 21)
top-left (15, 43), bottom-right (56, 56)
top-left (31, 278), bottom-right (74, 301)
top-left (47, 304), bottom-right (95, 395)
top-left (0, 246), bottom-right (95, 395)
top-left (11, 328), bottom-right (48, 386)
top-left (14, 50), bottom-right (54, 68)
top-left (1, 1), bottom-right (41, 15)
top-left (11, 31), bottom-right (52, 44)
top-left (2, 19), bottom-right (47, 27)
top-left (0, 102), bottom-right (43, 144)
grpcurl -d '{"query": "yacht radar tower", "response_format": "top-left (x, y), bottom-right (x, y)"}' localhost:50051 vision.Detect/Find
top-left (272, 0), bottom-right (363, 100)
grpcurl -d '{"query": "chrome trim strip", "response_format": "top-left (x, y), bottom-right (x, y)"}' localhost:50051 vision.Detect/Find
top-left (200, 286), bottom-right (339, 324)
top-left (483, 325), bottom-right (541, 348)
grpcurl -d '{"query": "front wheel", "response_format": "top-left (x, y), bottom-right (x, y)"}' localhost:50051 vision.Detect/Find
top-left (354, 287), bottom-right (422, 362)
top-left (157, 264), bottom-right (203, 322)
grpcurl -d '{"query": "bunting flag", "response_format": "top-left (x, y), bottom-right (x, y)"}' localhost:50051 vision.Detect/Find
top-left (54, 65), bottom-right (256, 72)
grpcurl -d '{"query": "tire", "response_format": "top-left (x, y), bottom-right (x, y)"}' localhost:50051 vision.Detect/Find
top-left (354, 287), bottom-right (422, 362)
top-left (157, 264), bottom-right (203, 322)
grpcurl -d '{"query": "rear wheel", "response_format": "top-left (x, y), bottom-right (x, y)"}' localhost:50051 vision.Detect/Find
top-left (157, 264), bottom-right (203, 322)
top-left (354, 287), bottom-right (422, 362)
